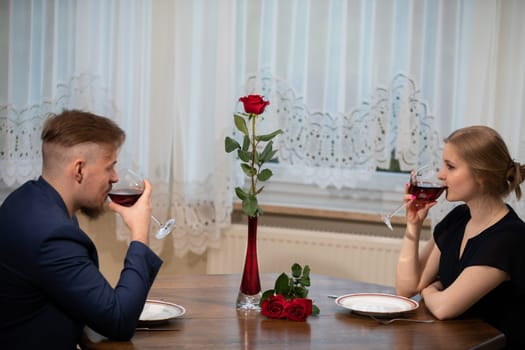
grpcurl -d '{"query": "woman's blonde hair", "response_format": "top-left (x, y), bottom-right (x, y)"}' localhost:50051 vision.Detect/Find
top-left (444, 125), bottom-right (525, 200)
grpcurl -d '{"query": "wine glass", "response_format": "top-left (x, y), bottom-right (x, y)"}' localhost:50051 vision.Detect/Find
top-left (380, 166), bottom-right (446, 231)
top-left (108, 168), bottom-right (176, 239)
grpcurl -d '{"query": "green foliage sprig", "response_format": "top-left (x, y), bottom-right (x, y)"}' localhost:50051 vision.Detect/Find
top-left (261, 263), bottom-right (320, 316)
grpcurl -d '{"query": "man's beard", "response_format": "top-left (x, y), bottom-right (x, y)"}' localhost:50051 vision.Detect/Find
top-left (80, 205), bottom-right (106, 220)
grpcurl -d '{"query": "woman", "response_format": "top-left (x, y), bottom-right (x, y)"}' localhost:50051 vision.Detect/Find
top-left (396, 125), bottom-right (525, 349)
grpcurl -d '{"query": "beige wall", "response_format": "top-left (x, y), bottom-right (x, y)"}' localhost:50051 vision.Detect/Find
top-left (78, 212), bottom-right (207, 287)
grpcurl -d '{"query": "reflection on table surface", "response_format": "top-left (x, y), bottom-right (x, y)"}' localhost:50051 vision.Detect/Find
top-left (80, 274), bottom-right (505, 350)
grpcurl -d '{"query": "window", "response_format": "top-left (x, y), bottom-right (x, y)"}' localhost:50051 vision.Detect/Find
top-left (231, 1), bottom-right (525, 224)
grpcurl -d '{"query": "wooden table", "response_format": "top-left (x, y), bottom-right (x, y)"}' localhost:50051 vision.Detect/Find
top-left (80, 274), bottom-right (505, 349)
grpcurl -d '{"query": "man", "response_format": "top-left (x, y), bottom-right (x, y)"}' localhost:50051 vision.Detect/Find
top-left (0, 110), bottom-right (162, 349)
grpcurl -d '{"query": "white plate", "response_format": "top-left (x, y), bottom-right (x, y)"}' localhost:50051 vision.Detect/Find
top-left (139, 299), bottom-right (186, 325)
top-left (335, 293), bottom-right (418, 317)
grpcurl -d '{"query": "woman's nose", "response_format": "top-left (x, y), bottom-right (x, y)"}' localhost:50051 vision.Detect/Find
top-left (437, 168), bottom-right (445, 181)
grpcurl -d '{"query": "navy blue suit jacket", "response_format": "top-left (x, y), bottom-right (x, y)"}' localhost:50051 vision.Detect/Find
top-left (0, 177), bottom-right (163, 349)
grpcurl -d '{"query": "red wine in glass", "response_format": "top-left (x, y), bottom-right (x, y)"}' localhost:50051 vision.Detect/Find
top-left (409, 181), bottom-right (446, 203)
top-left (108, 188), bottom-right (143, 207)
top-left (108, 168), bottom-right (175, 239)
top-left (380, 165), bottom-right (445, 231)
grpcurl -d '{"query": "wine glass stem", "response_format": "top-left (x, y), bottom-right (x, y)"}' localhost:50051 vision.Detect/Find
top-left (150, 215), bottom-right (162, 227)
top-left (388, 202), bottom-right (408, 219)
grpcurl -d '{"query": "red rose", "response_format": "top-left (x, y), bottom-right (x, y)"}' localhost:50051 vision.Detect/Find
top-left (239, 95), bottom-right (270, 115)
top-left (284, 298), bottom-right (312, 322)
top-left (261, 294), bottom-right (287, 319)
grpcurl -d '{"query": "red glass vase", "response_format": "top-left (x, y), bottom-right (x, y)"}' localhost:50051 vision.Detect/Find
top-left (236, 215), bottom-right (262, 310)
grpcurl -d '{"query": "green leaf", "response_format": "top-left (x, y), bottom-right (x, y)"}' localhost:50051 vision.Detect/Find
top-left (267, 149), bottom-right (278, 162)
top-left (242, 195), bottom-right (258, 217)
top-left (291, 263), bottom-right (302, 278)
top-left (255, 129), bottom-right (283, 142)
top-left (274, 273), bottom-right (291, 295)
top-left (225, 136), bottom-right (241, 153)
top-left (293, 286), bottom-right (308, 298)
top-left (234, 187), bottom-right (247, 201)
top-left (255, 186), bottom-right (264, 195)
top-left (300, 275), bottom-right (311, 288)
top-left (238, 149), bottom-right (251, 162)
top-left (240, 163), bottom-right (254, 177)
top-left (303, 265), bottom-right (311, 277)
top-left (242, 135), bottom-right (250, 151)
top-left (311, 304), bottom-right (320, 316)
top-left (260, 141), bottom-right (274, 162)
top-left (234, 115), bottom-right (249, 135)
top-left (257, 168), bottom-right (273, 182)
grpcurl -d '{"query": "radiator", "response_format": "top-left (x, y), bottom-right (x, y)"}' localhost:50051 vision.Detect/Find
top-left (206, 224), bottom-right (404, 287)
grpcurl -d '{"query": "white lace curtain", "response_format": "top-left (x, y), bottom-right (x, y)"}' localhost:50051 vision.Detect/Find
top-left (2, 0), bottom-right (525, 256)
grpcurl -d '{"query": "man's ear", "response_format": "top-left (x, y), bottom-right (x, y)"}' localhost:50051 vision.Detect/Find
top-left (73, 159), bottom-right (85, 184)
